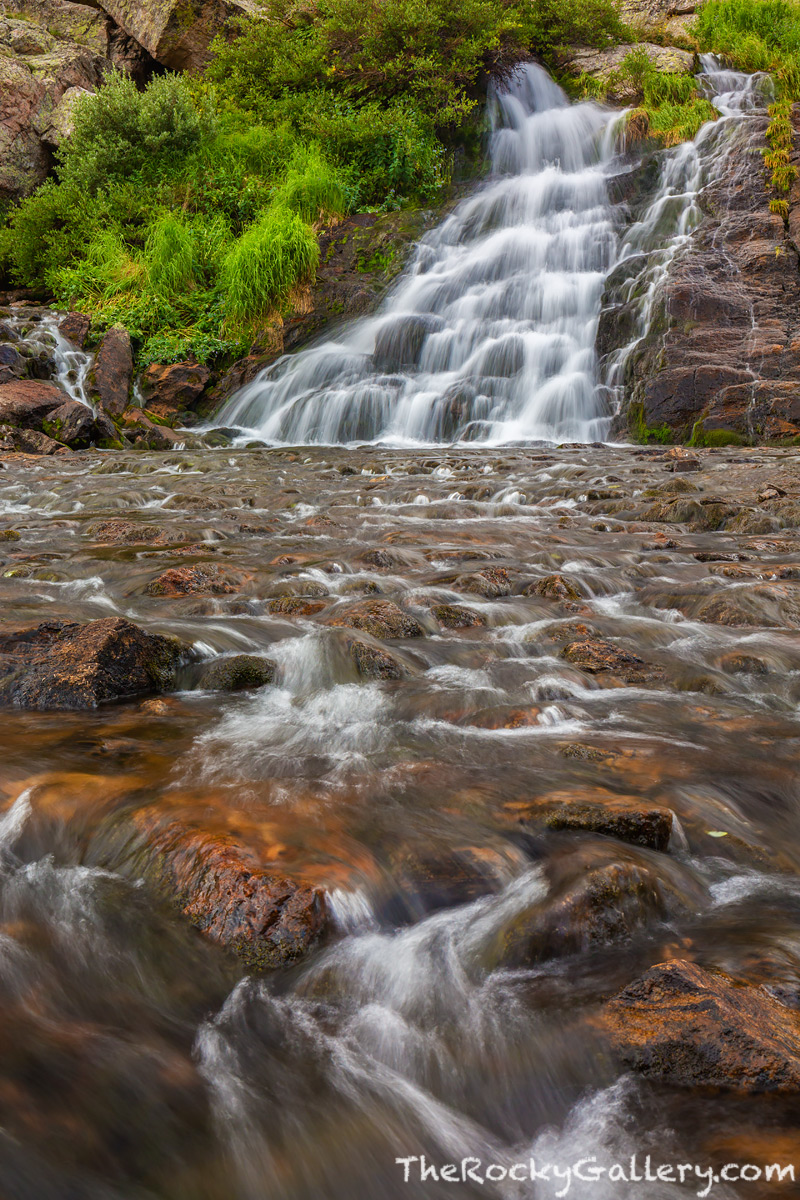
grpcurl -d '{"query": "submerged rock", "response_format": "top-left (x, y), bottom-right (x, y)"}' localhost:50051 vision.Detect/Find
top-left (601, 959), bottom-right (800, 1092)
top-left (561, 637), bottom-right (662, 683)
top-left (0, 616), bottom-right (184, 709)
top-left (199, 654), bottom-right (276, 692)
top-left (507, 788), bottom-right (674, 851)
top-left (145, 565), bottom-right (244, 597)
top-left (430, 603), bottom-right (487, 629)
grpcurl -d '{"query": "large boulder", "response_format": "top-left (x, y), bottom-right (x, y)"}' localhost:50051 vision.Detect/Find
top-left (97, 803), bottom-right (328, 968)
top-left (600, 960), bottom-right (800, 1092)
top-left (7, 1), bottom-right (110, 57)
top-left (89, 324), bottom-right (132, 415)
top-left (0, 422), bottom-right (65, 453)
top-left (0, 17), bottom-right (107, 201)
top-left (0, 617), bottom-right (185, 709)
top-left (140, 360), bottom-right (211, 419)
top-left (92, 0), bottom-right (261, 71)
top-left (619, 0), bottom-right (699, 38)
top-left (0, 378), bottom-right (67, 427)
top-left (328, 598), bottom-right (425, 639)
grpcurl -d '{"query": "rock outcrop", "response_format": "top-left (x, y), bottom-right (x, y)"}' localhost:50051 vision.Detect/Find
top-left (0, 617), bottom-right (184, 709)
top-left (91, 0), bottom-right (260, 71)
top-left (89, 324), bottom-right (133, 415)
top-left (0, 7), bottom-right (108, 201)
top-left (610, 110), bottom-right (800, 442)
top-left (560, 43), bottom-right (695, 103)
top-left (601, 959), bottom-right (800, 1092)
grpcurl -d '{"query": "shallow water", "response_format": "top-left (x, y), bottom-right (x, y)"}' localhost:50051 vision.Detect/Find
top-left (0, 443), bottom-right (799, 1197)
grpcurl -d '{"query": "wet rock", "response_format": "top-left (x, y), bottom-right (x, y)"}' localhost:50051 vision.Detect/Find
top-left (329, 599), bottom-right (425, 639)
top-left (43, 399), bottom-right (96, 448)
top-left (103, 807), bottom-right (327, 968)
top-left (373, 313), bottom-right (445, 373)
top-left (198, 655), bottom-right (276, 692)
top-left (140, 360), bottom-right (211, 419)
top-left (0, 423), bottom-right (66, 455)
top-left (507, 788), bottom-right (674, 851)
top-left (58, 310), bottom-right (91, 347)
top-left (561, 637), bottom-right (661, 683)
top-left (453, 566), bottom-right (512, 598)
top-left (430, 603), bottom-right (487, 629)
top-left (85, 519), bottom-right (182, 545)
top-left (346, 635), bottom-right (405, 680)
top-left (268, 596), bottom-right (328, 617)
top-left (0, 616), bottom-right (184, 709)
top-left (89, 324), bottom-right (132, 415)
top-left (600, 959), bottom-right (800, 1092)
top-left (145, 565), bottom-right (244, 597)
top-left (490, 844), bottom-right (691, 969)
top-left (0, 343), bottom-right (25, 376)
top-left (0, 378), bottom-right (66, 427)
top-left (521, 573), bottom-right (583, 601)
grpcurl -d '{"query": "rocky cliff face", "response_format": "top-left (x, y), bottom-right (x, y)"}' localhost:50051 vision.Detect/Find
top-left (0, 0), bottom-right (248, 203)
top-left (605, 108), bottom-right (800, 444)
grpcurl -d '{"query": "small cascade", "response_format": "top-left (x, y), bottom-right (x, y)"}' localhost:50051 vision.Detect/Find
top-left (3, 309), bottom-right (94, 407)
top-left (218, 64), bottom-right (624, 446)
top-left (599, 55), bottom-right (775, 407)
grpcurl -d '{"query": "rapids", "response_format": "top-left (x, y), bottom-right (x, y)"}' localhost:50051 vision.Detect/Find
top-left (1, 441), bottom-right (800, 1197)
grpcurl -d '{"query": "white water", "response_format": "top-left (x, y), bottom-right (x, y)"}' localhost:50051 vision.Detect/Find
top-left (218, 65), bottom-right (622, 447)
top-left (217, 58), bottom-right (770, 449)
top-left (5, 309), bottom-right (94, 406)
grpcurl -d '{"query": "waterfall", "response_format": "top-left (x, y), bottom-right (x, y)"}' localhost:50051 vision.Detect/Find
top-left (216, 58), bottom-right (770, 448)
top-left (5, 309), bottom-right (94, 407)
top-left (217, 64), bottom-right (623, 447)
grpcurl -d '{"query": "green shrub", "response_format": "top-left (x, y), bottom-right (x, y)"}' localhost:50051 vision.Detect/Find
top-left (145, 213), bottom-right (198, 297)
top-left (276, 146), bottom-right (350, 222)
top-left (59, 70), bottom-right (209, 194)
top-left (222, 204), bottom-right (320, 330)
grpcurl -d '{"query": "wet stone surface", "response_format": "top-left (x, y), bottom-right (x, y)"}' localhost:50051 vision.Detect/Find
top-left (1, 442), bottom-right (800, 1196)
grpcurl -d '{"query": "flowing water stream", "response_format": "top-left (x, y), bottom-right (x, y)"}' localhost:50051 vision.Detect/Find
top-left (0, 59), bottom-right (798, 1200)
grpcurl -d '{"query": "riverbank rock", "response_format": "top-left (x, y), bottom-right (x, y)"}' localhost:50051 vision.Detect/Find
top-left (140, 360), bottom-right (211, 420)
top-left (0, 378), bottom-right (66, 427)
top-left (601, 959), bottom-right (800, 1092)
top-left (89, 324), bottom-right (132, 415)
top-left (611, 109), bottom-right (800, 442)
top-left (91, 0), bottom-right (259, 70)
top-left (0, 616), bottom-right (184, 709)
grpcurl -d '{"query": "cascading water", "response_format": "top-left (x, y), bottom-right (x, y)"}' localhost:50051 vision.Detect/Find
top-left (4, 309), bottom-right (94, 407)
top-left (218, 65), bottom-right (622, 446)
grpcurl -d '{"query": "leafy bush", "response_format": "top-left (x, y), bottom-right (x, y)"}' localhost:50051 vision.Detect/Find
top-left (59, 71), bottom-right (209, 194)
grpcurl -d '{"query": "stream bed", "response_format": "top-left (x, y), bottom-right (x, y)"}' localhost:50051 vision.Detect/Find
top-left (0, 442), bottom-right (800, 1198)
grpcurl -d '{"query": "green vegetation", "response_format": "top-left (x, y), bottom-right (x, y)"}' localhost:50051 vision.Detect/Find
top-left (0, 0), bottom-right (625, 369)
top-left (689, 421), bottom-right (749, 446)
top-left (694, 0), bottom-right (800, 210)
top-left (629, 402), bottom-right (674, 444)
top-left (578, 48), bottom-right (719, 146)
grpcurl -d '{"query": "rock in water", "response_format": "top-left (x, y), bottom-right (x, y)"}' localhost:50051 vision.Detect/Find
top-left (199, 655), bottom-right (276, 692)
top-left (0, 617), bottom-right (184, 709)
top-left (329, 599), bottom-right (425, 639)
top-left (600, 959), bottom-right (800, 1092)
top-left (0, 379), bottom-right (67, 427)
top-left (89, 325), bottom-right (132, 415)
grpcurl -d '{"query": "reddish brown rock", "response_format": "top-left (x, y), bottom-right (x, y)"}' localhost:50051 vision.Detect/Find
top-left (601, 959), bottom-right (800, 1092)
top-left (506, 788), bottom-right (674, 851)
top-left (346, 635), bottom-right (405, 680)
top-left (522, 573), bottom-right (583, 601)
top-left (328, 598), bottom-right (424, 639)
top-left (58, 311), bottom-right (91, 347)
top-left (43, 399), bottom-right (96, 448)
top-left (89, 324), bottom-right (132, 415)
top-left (85, 520), bottom-right (182, 546)
top-left (0, 617), bottom-right (184, 709)
top-left (0, 424), bottom-right (66, 455)
top-left (268, 596), bottom-right (328, 617)
top-left (140, 360), bottom-right (211, 418)
top-left (561, 637), bottom-right (662, 683)
top-left (0, 378), bottom-right (66, 427)
top-left (106, 808), bottom-right (327, 968)
top-left (453, 566), bottom-right (512, 598)
top-left (145, 565), bottom-right (244, 597)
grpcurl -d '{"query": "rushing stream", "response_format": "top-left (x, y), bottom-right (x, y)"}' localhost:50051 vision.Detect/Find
top-left (2, 440), bottom-right (800, 1198)
top-left (0, 57), bottom-right (799, 1200)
